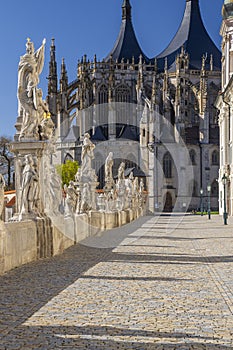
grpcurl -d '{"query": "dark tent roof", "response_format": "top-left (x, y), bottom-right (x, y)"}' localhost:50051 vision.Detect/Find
top-left (118, 125), bottom-right (139, 141)
top-left (156, 0), bottom-right (221, 71)
top-left (105, 0), bottom-right (149, 63)
top-left (124, 167), bottom-right (147, 178)
top-left (63, 126), bottom-right (79, 143)
top-left (91, 126), bottom-right (107, 141)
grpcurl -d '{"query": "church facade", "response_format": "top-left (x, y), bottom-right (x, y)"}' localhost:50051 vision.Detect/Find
top-left (47, 0), bottom-right (221, 213)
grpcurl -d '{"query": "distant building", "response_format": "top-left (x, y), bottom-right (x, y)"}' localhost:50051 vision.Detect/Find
top-left (216, 0), bottom-right (233, 216)
top-left (47, 0), bottom-right (221, 212)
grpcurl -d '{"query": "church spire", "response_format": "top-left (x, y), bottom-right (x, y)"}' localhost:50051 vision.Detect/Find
top-left (105, 0), bottom-right (148, 63)
top-left (122, 0), bottom-right (131, 20)
top-left (48, 38), bottom-right (57, 95)
top-left (60, 58), bottom-right (68, 92)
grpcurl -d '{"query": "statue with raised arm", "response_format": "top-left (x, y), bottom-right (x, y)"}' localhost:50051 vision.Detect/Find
top-left (17, 38), bottom-right (46, 140)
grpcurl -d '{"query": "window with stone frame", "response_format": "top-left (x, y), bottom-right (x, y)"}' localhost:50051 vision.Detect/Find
top-left (211, 180), bottom-right (218, 197)
top-left (115, 84), bottom-right (131, 124)
top-left (98, 84), bottom-right (108, 126)
top-left (163, 152), bottom-right (172, 179)
top-left (211, 150), bottom-right (219, 165)
top-left (189, 149), bottom-right (196, 165)
top-left (116, 84), bottom-right (131, 103)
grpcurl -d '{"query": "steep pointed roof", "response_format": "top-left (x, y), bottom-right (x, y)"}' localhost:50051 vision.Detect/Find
top-left (105, 0), bottom-right (149, 63)
top-left (156, 0), bottom-right (221, 71)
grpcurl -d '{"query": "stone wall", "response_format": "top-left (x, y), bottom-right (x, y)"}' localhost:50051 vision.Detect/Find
top-left (0, 220), bottom-right (37, 275)
top-left (0, 207), bottom-right (144, 275)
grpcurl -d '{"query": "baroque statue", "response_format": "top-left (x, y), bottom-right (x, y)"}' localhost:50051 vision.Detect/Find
top-left (105, 152), bottom-right (114, 184)
top-left (80, 133), bottom-right (96, 182)
top-left (19, 154), bottom-right (39, 220)
top-left (17, 38), bottom-right (54, 141)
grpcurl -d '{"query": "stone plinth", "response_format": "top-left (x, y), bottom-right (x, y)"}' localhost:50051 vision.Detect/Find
top-left (89, 211), bottom-right (105, 236)
top-left (75, 213), bottom-right (90, 242)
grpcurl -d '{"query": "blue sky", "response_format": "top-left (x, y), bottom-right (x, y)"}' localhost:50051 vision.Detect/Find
top-left (0, 0), bottom-right (223, 137)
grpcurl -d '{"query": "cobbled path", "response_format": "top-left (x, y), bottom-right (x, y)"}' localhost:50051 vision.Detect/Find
top-left (0, 214), bottom-right (233, 349)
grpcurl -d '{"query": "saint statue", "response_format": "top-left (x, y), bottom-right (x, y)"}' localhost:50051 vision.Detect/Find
top-left (80, 133), bottom-right (95, 179)
top-left (105, 152), bottom-right (114, 184)
top-left (19, 154), bottom-right (39, 219)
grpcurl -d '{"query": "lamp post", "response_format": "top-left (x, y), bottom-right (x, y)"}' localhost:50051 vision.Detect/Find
top-left (222, 173), bottom-right (228, 225)
top-left (207, 185), bottom-right (211, 220)
top-left (148, 136), bottom-right (161, 212)
top-left (200, 188), bottom-right (204, 216)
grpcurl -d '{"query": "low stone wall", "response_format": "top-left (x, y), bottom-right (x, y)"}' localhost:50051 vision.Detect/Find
top-left (0, 207), bottom-right (144, 275)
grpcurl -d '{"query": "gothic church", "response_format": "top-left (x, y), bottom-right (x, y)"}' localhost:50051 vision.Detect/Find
top-left (47, 0), bottom-right (221, 212)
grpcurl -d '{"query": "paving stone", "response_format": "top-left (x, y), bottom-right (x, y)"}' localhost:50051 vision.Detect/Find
top-left (0, 215), bottom-right (233, 348)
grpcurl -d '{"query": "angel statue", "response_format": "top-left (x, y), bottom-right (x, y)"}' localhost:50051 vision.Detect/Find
top-left (17, 38), bottom-right (46, 140)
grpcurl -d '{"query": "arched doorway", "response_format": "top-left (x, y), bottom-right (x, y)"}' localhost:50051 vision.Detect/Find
top-left (164, 192), bottom-right (173, 212)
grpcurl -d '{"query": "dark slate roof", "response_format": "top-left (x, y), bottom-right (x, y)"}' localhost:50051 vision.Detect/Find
top-left (117, 125), bottom-right (139, 141)
top-left (105, 0), bottom-right (149, 63)
top-left (156, 0), bottom-right (221, 71)
top-left (124, 167), bottom-right (147, 178)
top-left (209, 126), bottom-right (219, 145)
top-left (91, 126), bottom-right (107, 141)
top-left (185, 126), bottom-right (199, 144)
top-left (63, 126), bottom-right (79, 143)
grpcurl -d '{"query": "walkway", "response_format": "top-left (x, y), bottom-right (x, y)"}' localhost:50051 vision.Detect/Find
top-left (0, 214), bottom-right (233, 349)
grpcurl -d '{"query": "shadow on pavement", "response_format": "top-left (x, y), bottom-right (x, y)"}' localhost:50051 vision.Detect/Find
top-left (0, 324), bottom-right (231, 349)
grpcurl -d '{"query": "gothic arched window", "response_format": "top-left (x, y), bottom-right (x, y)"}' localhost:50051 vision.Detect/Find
top-left (98, 85), bottom-right (108, 126)
top-left (116, 85), bottom-right (131, 103)
top-left (98, 84), bottom-right (108, 104)
top-left (189, 180), bottom-right (198, 197)
top-left (212, 150), bottom-right (219, 165)
top-left (189, 149), bottom-right (196, 165)
top-left (163, 152), bottom-right (172, 179)
top-left (211, 180), bottom-right (219, 197)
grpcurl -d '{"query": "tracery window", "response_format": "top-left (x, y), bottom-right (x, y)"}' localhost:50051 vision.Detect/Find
top-left (163, 152), bottom-right (172, 179)
top-left (116, 85), bottom-right (131, 103)
top-left (212, 150), bottom-right (219, 165)
top-left (189, 149), bottom-right (196, 165)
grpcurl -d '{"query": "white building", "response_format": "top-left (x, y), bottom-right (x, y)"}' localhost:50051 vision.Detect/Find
top-left (216, 0), bottom-right (233, 216)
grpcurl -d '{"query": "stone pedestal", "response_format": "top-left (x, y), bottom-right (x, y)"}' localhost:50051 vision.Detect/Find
top-left (75, 213), bottom-right (90, 242)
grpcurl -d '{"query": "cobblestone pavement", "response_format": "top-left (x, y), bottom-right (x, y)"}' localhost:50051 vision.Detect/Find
top-left (1, 214), bottom-right (233, 349)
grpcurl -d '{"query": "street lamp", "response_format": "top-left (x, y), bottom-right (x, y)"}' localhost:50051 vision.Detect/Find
top-left (200, 188), bottom-right (204, 216)
top-left (207, 185), bottom-right (211, 220)
top-left (148, 136), bottom-right (161, 212)
top-left (222, 173), bottom-right (228, 225)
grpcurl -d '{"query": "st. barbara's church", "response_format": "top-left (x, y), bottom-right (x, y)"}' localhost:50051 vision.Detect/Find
top-left (47, 0), bottom-right (221, 213)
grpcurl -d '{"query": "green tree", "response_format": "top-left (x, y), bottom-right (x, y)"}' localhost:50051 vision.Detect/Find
top-left (56, 160), bottom-right (79, 187)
